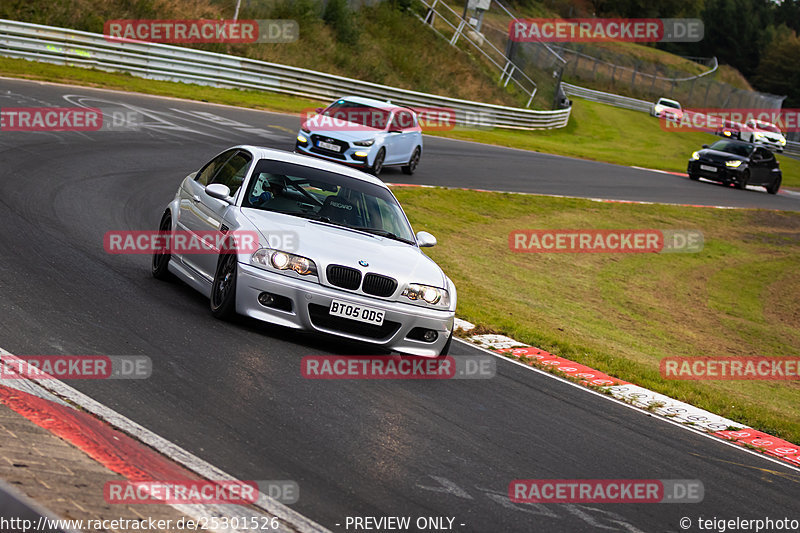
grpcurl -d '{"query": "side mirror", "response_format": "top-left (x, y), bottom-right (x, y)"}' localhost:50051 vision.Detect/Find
top-left (702, 144), bottom-right (709, 149)
top-left (416, 231), bottom-right (437, 248)
top-left (205, 183), bottom-right (233, 202)
top-left (315, 107), bottom-right (323, 114)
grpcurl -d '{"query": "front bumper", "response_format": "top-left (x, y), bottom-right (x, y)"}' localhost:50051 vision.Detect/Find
top-left (295, 136), bottom-right (373, 168)
top-left (236, 263), bottom-right (455, 356)
top-left (752, 137), bottom-right (785, 152)
top-left (687, 160), bottom-right (747, 182)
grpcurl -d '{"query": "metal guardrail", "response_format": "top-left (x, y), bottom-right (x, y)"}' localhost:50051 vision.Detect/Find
top-left (562, 82), bottom-right (653, 113)
top-left (0, 19), bottom-right (571, 130)
top-left (785, 141), bottom-right (800, 157)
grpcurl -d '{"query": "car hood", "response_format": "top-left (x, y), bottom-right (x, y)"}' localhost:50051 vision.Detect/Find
top-left (697, 149), bottom-right (748, 163)
top-left (240, 208), bottom-right (446, 287)
top-left (302, 116), bottom-right (385, 143)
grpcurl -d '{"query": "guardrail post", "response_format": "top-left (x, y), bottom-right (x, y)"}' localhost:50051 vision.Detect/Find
top-left (450, 19), bottom-right (465, 46)
top-left (502, 65), bottom-right (515, 87)
top-left (424, 0), bottom-right (439, 26)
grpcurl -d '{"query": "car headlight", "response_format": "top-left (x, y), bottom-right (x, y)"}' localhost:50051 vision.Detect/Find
top-left (297, 133), bottom-right (308, 144)
top-left (402, 284), bottom-right (450, 307)
top-left (691, 151), bottom-right (700, 160)
top-left (353, 139), bottom-right (375, 147)
top-left (780, 138), bottom-right (787, 145)
top-left (753, 132), bottom-right (764, 139)
top-left (301, 125), bottom-right (311, 134)
top-left (251, 248), bottom-right (317, 276)
top-left (726, 160), bottom-right (743, 168)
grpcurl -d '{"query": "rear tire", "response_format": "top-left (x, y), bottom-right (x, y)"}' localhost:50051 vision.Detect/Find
top-left (151, 211), bottom-right (172, 280)
top-left (766, 174), bottom-right (782, 195)
top-left (210, 251), bottom-right (238, 319)
top-left (401, 147), bottom-right (421, 175)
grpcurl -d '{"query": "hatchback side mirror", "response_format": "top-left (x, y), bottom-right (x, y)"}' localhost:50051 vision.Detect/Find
top-left (416, 231), bottom-right (437, 247)
top-left (702, 144), bottom-right (709, 148)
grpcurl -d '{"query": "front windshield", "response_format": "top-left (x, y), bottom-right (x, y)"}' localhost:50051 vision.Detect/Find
top-left (659, 100), bottom-right (680, 109)
top-left (322, 101), bottom-right (391, 130)
top-left (242, 159), bottom-right (416, 244)
top-left (709, 140), bottom-right (753, 157)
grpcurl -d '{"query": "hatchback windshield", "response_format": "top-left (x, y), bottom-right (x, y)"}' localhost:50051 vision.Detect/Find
top-left (755, 121), bottom-right (781, 133)
top-left (242, 160), bottom-right (415, 244)
top-left (321, 100), bottom-right (392, 130)
top-left (709, 140), bottom-right (754, 157)
top-left (659, 99), bottom-right (681, 109)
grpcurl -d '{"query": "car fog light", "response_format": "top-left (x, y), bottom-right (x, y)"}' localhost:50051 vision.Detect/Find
top-left (354, 151), bottom-right (368, 158)
top-left (258, 292), bottom-right (275, 306)
top-left (423, 330), bottom-right (438, 342)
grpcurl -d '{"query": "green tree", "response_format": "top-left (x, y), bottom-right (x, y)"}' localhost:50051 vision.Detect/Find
top-left (753, 31), bottom-right (800, 107)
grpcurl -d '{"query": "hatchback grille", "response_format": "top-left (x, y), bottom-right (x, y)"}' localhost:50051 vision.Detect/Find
top-left (362, 273), bottom-right (397, 297)
top-left (326, 265), bottom-right (362, 290)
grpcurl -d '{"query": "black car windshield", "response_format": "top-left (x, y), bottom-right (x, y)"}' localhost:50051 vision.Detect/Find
top-left (242, 159), bottom-right (416, 244)
top-left (709, 140), bottom-right (753, 157)
top-left (322, 101), bottom-right (392, 130)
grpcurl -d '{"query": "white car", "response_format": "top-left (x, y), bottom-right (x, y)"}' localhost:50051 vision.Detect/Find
top-left (295, 96), bottom-right (423, 176)
top-left (152, 146), bottom-right (456, 356)
top-left (652, 98), bottom-right (683, 121)
top-left (740, 119), bottom-right (786, 153)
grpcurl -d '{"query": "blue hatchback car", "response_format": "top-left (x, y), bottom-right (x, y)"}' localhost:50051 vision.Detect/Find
top-left (295, 96), bottom-right (423, 176)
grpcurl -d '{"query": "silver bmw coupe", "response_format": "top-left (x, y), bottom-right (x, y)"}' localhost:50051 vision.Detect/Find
top-left (152, 146), bottom-right (456, 356)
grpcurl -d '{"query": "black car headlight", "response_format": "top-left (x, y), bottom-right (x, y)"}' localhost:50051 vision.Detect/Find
top-left (354, 139), bottom-right (375, 147)
top-left (251, 248), bottom-right (317, 276)
top-left (725, 160), bottom-right (743, 168)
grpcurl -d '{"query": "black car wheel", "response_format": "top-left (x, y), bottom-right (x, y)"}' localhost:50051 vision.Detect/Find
top-left (211, 252), bottom-right (238, 319)
top-left (402, 147), bottom-right (421, 175)
top-left (688, 173), bottom-right (699, 181)
top-left (766, 174), bottom-right (782, 195)
top-left (370, 148), bottom-right (385, 176)
top-left (151, 211), bottom-right (172, 280)
top-left (736, 170), bottom-right (750, 190)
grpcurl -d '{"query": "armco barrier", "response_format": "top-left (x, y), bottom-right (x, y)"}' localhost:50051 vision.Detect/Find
top-left (0, 19), bottom-right (570, 130)
top-left (562, 82), bottom-right (653, 113)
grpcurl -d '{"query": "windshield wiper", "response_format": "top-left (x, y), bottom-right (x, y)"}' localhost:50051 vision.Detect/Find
top-left (270, 210), bottom-right (332, 224)
top-left (346, 227), bottom-right (415, 245)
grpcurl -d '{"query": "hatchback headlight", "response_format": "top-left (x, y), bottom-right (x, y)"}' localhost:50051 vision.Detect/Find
top-left (753, 132), bottom-right (764, 139)
top-left (691, 151), bottom-right (700, 160)
top-left (251, 248), bottom-right (317, 276)
top-left (780, 138), bottom-right (787, 145)
top-left (402, 284), bottom-right (450, 307)
top-left (354, 139), bottom-right (375, 146)
top-left (726, 160), bottom-right (743, 168)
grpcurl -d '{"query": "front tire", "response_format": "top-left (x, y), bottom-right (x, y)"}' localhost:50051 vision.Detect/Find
top-left (210, 252), bottom-right (238, 319)
top-left (370, 148), bottom-right (385, 176)
top-left (736, 170), bottom-right (750, 190)
top-left (688, 173), bottom-right (699, 181)
top-left (401, 147), bottom-right (421, 175)
top-left (151, 211), bottom-right (172, 280)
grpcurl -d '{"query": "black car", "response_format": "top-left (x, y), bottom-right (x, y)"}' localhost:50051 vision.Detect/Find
top-left (687, 139), bottom-right (782, 194)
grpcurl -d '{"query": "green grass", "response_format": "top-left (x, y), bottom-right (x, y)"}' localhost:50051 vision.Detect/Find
top-left (393, 186), bottom-right (800, 445)
top-left (3, 56), bottom-right (797, 189)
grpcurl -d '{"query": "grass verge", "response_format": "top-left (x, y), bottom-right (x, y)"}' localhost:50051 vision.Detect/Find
top-left (393, 186), bottom-right (800, 445)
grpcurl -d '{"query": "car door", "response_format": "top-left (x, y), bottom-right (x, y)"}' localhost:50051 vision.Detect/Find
top-left (385, 110), bottom-right (416, 164)
top-left (755, 148), bottom-right (777, 186)
top-left (177, 149), bottom-right (237, 275)
top-left (192, 150), bottom-right (253, 279)
top-left (749, 148), bottom-right (771, 184)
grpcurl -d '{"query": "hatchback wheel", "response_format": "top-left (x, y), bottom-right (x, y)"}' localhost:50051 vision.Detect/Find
top-left (766, 174), bottom-right (781, 195)
top-left (735, 170), bottom-right (750, 190)
top-left (402, 147), bottom-right (421, 175)
top-left (370, 148), bottom-right (385, 176)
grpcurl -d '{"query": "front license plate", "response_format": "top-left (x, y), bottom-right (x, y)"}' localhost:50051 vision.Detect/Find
top-left (318, 140), bottom-right (341, 152)
top-left (700, 164), bottom-right (717, 172)
top-left (329, 300), bottom-right (385, 326)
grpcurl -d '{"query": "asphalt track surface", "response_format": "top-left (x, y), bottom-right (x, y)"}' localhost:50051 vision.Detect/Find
top-left (1, 78), bottom-right (799, 532)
